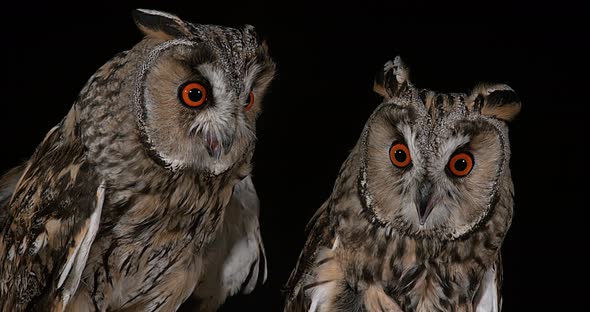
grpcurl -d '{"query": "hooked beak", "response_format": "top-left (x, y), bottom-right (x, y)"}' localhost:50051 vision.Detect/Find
top-left (416, 181), bottom-right (437, 225)
top-left (204, 130), bottom-right (235, 161)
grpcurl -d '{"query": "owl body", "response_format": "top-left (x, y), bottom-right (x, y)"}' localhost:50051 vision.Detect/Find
top-left (285, 57), bottom-right (519, 312)
top-left (0, 9), bottom-right (274, 311)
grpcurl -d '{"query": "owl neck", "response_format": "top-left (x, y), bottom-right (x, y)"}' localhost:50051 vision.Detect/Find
top-left (95, 152), bottom-right (247, 252)
top-left (104, 146), bottom-right (246, 205)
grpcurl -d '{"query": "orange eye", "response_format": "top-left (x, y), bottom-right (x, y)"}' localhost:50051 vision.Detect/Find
top-left (448, 152), bottom-right (474, 177)
top-left (179, 82), bottom-right (207, 108)
top-left (244, 91), bottom-right (255, 111)
top-left (389, 143), bottom-right (412, 168)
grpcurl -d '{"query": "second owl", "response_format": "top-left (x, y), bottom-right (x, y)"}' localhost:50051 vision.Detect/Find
top-left (284, 56), bottom-right (520, 312)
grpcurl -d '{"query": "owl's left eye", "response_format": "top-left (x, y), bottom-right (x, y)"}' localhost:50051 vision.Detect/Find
top-left (448, 152), bottom-right (474, 177)
top-left (244, 91), bottom-right (255, 111)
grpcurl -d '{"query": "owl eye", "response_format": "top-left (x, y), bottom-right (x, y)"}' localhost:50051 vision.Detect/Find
top-left (179, 82), bottom-right (207, 108)
top-left (448, 152), bottom-right (474, 177)
top-left (389, 142), bottom-right (412, 168)
top-left (244, 91), bottom-right (255, 111)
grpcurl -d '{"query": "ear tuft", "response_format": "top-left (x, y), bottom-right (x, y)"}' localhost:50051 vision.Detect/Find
top-left (374, 56), bottom-right (412, 99)
top-left (243, 24), bottom-right (260, 42)
top-left (132, 9), bottom-right (191, 40)
top-left (470, 84), bottom-right (521, 121)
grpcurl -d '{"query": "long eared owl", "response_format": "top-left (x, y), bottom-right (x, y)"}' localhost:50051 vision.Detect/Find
top-left (0, 9), bottom-right (275, 311)
top-left (284, 56), bottom-right (520, 312)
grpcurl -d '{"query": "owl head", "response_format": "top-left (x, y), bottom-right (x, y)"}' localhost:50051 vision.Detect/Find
top-left (358, 56), bottom-right (520, 241)
top-left (130, 9), bottom-right (275, 175)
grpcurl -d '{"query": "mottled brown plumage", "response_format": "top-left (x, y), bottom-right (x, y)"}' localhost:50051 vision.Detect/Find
top-left (285, 57), bottom-right (519, 312)
top-left (0, 9), bottom-right (275, 311)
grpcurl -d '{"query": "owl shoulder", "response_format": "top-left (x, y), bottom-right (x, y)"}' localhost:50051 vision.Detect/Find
top-left (0, 116), bottom-right (104, 310)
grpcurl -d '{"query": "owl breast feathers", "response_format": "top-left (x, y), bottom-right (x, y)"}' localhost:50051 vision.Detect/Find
top-left (284, 56), bottom-right (520, 312)
top-left (0, 9), bottom-right (274, 312)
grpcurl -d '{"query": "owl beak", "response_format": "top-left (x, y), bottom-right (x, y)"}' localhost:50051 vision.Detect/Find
top-left (205, 131), bottom-right (222, 160)
top-left (204, 130), bottom-right (235, 161)
top-left (417, 182), bottom-right (436, 225)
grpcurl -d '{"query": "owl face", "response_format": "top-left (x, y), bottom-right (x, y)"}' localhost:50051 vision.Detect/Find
top-left (360, 57), bottom-right (520, 240)
top-left (133, 10), bottom-right (275, 175)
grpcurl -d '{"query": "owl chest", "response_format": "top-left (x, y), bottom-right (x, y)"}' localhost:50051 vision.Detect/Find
top-left (77, 191), bottom-right (229, 311)
top-left (373, 245), bottom-right (485, 312)
top-left (335, 234), bottom-right (487, 312)
top-left (385, 262), bottom-right (482, 312)
top-left (77, 233), bottom-right (204, 311)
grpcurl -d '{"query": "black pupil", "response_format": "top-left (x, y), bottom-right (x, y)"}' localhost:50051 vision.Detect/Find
top-left (246, 94), bottom-right (251, 104)
top-left (454, 158), bottom-right (468, 172)
top-left (394, 149), bottom-right (407, 163)
top-left (188, 88), bottom-right (203, 102)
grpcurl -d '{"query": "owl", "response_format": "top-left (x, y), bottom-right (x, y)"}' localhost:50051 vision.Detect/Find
top-left (0, 9), bottom-right (275, 312)
top-left (284, 56), bottom-right (520, 312)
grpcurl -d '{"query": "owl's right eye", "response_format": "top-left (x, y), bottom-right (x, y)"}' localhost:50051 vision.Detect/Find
top-left (389, 142), bottom-right (412, 168)
top-left (179, 82), bottom-right (208, 108)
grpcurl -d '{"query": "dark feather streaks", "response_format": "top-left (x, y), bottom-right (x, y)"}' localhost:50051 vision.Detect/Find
top-left (0, 122), bottom-right (100, 311)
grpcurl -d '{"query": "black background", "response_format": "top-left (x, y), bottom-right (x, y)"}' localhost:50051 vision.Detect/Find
top-left (1, 1), bottom-right (587, 311)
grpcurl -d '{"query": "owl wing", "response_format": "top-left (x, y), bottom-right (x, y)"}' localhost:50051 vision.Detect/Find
top-left (284, 199), bottom-right (336, 312)
top-left (0, 163), bottom-right (27, 230)
top-left (0, 125), bottom-right (104, 311)
top-left (191, 175), bottom-right (267, 311)
top-left (474, 255), bottom-right (503, 312)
